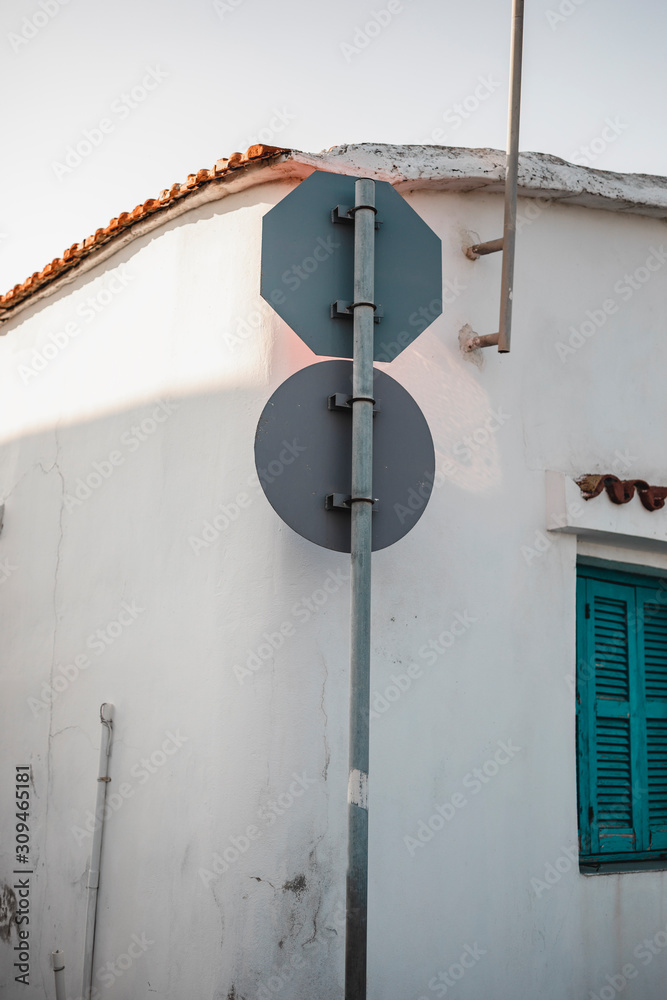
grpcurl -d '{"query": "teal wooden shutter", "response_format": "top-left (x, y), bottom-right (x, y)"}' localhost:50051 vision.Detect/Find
top-left (637, 590), bottom-right (667, 850)
top-left (577, 577), bottom-right (639, 855)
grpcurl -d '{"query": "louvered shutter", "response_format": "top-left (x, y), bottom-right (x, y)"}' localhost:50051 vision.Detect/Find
top-left (637, 591), bottom-right (667, 850)
top-left (578, 578), bottom-right (639, 854)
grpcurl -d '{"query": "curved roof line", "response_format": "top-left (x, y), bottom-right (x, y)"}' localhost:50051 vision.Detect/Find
top-left (2, 143), bottom-right (667, 328)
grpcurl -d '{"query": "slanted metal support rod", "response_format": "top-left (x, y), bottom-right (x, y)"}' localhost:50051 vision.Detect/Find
top-left (345, 177), bottom-right (375, 1000)
top-left (461, 0), bottom-right (524, 353)
top-left (498, 0), bottom-right (524, 353)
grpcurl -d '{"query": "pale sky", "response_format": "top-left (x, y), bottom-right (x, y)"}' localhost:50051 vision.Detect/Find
top-left (1, 0), bottom-right (665, 293)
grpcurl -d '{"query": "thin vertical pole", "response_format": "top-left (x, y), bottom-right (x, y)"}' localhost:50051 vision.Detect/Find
top-left (498, 0), bottom-right (524, 353)
top-left (82, 703), bottom-right (114, 1000)
top-left (51, 951), bottom-right (66, 1000)
top-left (345, 177), bottom-right (376, 1000)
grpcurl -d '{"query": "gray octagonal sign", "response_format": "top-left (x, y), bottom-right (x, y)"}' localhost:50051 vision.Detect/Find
top-left (260, 171), bottom-right (442, 363)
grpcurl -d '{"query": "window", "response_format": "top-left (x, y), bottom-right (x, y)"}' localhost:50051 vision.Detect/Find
top-left (577, 564), bottom-right (667, 872)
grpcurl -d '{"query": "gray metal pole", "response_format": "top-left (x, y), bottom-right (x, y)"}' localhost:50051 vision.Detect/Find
top-left (498, 0), bottom-right (524, 353)
top-left (82, 703), bottom-right (114, 1000)
top-left (345, 177), bottom-right (376, 1000)
top-left (51, 950), bottom-right (66, 1000)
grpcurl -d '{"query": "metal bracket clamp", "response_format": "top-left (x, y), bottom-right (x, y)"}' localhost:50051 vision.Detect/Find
top-left (331, 205), bottom-right (382, 229)
top-left (328, 393), bottom-right (380, 414)
top-left (325, 493), bottom-right (379, 512)
top-left (331, 300), bottom-right (384, 323)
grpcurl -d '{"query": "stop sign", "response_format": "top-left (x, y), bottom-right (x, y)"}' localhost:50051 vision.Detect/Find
top-left (260, 171), bottom-right (442, 362)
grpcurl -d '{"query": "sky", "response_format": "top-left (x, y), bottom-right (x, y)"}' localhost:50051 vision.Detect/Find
top-left (1, 0), bottom-right (666, 294)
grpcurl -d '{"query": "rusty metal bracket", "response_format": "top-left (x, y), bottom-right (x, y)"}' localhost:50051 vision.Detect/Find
top-left (463, 332), bottom-right (500, 351)
top-left (464, 237), bottom-right (504, 261)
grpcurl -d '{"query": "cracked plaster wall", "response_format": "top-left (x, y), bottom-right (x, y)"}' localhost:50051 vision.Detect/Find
top-left (0, 151), bottom-right (667, 999)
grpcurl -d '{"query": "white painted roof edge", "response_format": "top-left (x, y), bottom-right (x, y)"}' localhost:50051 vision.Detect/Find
top-left (297, 145), bottom-right (667, 217)
top-left (3, 144), bottom-right (666, 330)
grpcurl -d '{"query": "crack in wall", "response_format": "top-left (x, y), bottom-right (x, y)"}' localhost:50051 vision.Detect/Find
top-left (319, 652), bottom-right (330, 782)
top-left (45, 427), bottom-right (66, 941)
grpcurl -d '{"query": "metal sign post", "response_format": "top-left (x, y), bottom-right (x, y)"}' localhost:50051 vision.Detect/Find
top-left (257, 168), bottom-right (442, 1000)
top-left (345, 178), bottom-right (376, 1000)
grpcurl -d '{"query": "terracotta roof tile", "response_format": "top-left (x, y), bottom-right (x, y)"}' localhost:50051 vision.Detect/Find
top-left (0, 144), bottom-right (289, 320)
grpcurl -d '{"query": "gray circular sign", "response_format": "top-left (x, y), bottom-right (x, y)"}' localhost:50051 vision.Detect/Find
top-left (254, 360), bottom-right (435, 552)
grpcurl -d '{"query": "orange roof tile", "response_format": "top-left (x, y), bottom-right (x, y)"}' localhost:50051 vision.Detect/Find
top-left (0, 144), bottom-right (289, 321)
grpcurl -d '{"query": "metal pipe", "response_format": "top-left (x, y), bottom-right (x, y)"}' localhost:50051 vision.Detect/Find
top-left (468, 332), bottom-right (500, 350)
top-left (464, 237), bottom-right (504, 261)
top-left (345, 178), bottom-right (375, 1000)
top-left (51, 950), bottom-right (66, 1000)
top-left (82, 703), bottom-right (114, 1000)
top-left (498, 0), bottom-right (524, 353)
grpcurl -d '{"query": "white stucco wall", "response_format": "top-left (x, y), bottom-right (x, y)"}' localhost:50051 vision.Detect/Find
top-left (1, 147), bottom-right (667, 1000)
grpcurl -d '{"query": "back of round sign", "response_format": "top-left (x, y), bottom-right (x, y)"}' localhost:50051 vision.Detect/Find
top-left (254, 360), bottom-right (435, 552)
